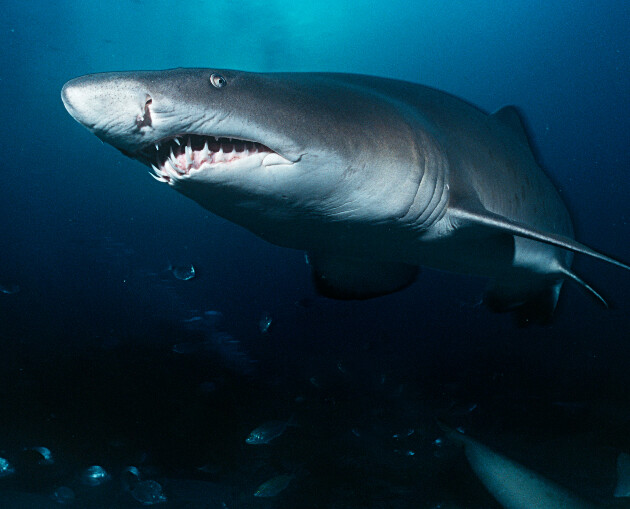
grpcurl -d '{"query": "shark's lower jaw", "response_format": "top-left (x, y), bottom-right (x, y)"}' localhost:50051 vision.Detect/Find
top-left (137, 134), bottom-right (291, 184)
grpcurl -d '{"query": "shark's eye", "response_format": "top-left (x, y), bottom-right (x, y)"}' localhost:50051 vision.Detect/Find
top-left (210, 73), bottom-right (227, 88)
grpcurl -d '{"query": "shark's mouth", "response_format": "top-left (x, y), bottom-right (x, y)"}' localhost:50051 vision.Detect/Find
top-left (138, 134), bottom-right (288, 183)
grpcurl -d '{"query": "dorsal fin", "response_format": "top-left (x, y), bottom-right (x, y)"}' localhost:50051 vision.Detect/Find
top-left (492, 106), bottom-right (531, 147)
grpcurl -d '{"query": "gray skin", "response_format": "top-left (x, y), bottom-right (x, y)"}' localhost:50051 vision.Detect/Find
top-left (443, 426), bottom-right (630, 509)
top-left (61, 68), bottom-right (629, 321)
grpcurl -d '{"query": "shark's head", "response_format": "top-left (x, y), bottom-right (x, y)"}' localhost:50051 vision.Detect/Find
top-left (61, 68), bottom-right (303, 185)
top-left (62, 68), bottom-right (445, 252)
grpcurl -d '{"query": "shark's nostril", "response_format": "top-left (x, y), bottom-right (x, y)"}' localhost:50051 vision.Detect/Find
top-left (136, 97), bottom-right (153, 129)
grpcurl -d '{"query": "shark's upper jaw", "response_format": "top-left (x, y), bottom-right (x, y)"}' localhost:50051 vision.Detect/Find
top-left (61, 73), bottom-right (298, 187)
top-left (134, 133), bottom-right (292, 184)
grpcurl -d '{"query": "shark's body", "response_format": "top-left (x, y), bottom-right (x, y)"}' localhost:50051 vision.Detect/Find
top-left (443, 426), bottom-right (630, 509)
top-left (61, 69), bottom-right (628, 321)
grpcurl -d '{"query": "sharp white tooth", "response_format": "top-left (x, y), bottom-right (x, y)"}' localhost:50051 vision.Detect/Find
top-left (185, 144), bottom-right (193, 165)
top-left (155, 143), bottom-right (159, 151)
top-left (202, 140), bottom-right (209, 157)
top-left (214, 136), bottom-right (218, 142)
top-left (151, 163), bottom-right (160, 174)
top-left (164, 161), bottom-right (181, 179)
top-left (174, 138), bottom-right (181, 146)
top-left (148, 171), bottom-right (167, 182)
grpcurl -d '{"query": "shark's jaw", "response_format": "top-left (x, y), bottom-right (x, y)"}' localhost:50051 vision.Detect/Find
top-left (134, 133), bottom-right (292, 185)
top-left (60, 70), bottom-right (299, 189)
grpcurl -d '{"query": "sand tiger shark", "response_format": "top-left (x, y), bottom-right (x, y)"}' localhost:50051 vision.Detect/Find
top-left (443, 425), bottom-right (630, 508)
top-left (61, 69), bottom-right (629, 322)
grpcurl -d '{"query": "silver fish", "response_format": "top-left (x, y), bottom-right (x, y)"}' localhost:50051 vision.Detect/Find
top-left (245, 417), bottom-right (295, 445)
top-left (254, 474), bottom-right (295, 497)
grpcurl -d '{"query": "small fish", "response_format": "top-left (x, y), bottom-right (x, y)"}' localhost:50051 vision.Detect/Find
top-left (27, 446), bottom-right (54, 465)
top-left (0, 282), bottom-right (20, 295)
top-left (0, 457), bottom-right (15, 478)
top-left (121, 465), bottom-right (140, 491)
top-left (168, 263), bottom-right (196, 281)
top-left (204, 310), bottom-right (224, 327)
top-left (253, 473), bottom-right (295, 497)
top-left (81, 465), bottom-right (111, 486)
top-left (51, 486), bottom-right (75, 505)
top-left (245, 417), bottom-right (295, 445)
top-left (258, 312), bottom-right (273, 334)
top-left (131, 479), bottom-right (167, 505)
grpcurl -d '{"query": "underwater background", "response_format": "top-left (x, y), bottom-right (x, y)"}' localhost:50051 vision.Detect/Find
top-left (0, 1), bottom-right (629, 507)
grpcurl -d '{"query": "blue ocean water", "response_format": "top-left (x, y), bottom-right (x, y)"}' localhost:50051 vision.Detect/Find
top-left (0, 1), bottom-right (629, 507)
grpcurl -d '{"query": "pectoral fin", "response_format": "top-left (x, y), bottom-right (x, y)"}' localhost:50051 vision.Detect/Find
top-left (450, 206), bottom-right (630, 272)
top-left (307, 253), bottom-right (419, 300)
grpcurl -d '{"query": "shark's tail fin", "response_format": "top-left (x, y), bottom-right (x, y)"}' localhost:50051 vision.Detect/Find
top-left (615, 453), bottom-right (630, 498)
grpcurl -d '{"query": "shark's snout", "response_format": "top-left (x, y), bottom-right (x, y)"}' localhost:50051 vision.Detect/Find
top-left (61, 79), bottom-right (89, 125)
top-left (63, 77), bottom-right (153, 129)
top-left (61, 76), bottom-right (123, 130)
top-left (61, 73), bottom-right (157, 154)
